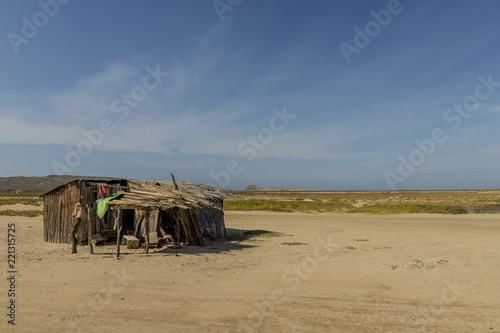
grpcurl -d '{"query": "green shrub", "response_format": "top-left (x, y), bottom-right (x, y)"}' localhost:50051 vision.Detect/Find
top-left (348, 204), bottom-right (468, 215)
top-left (224, 199), bottom-right (352, 213)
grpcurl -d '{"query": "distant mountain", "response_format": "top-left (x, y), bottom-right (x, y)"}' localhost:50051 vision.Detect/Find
top-left (0, 175), bottom-right (119, 192)
top-left (245, 184), bottom-right (263, 191)
top-left (244, 184), bottom-right (306, 191)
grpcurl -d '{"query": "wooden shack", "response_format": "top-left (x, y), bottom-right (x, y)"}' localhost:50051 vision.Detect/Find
top-left (42, 179), bottom-right (129, 243)
top-left (42, 179), bottom-right (226, 246)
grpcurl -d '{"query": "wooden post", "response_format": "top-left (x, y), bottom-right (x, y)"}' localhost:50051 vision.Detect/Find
top-left (175, 217), bottom-right (181, 248)
top-left (171, 173), bottom-right (179, 190)
top-left (71, 217), bottom-right (80, 254)
top-left (115, 207), bottom-right (123, 259)
top-left (71, 203), bottom-right (85, 254)
top-left (145, 211), bottom-right (150, 254)
top-left (96, 216), bottom-right (101, 235)
top-left (87, 204), bottom-right (93, 254)
top-left (134, 211), bottom-right (145, 239)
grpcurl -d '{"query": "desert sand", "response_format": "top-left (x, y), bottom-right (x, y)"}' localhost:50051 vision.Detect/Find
top-left (1, 209), bottom-right (499, 332)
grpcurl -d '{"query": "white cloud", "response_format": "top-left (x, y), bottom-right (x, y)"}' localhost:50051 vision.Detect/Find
top-left (178, 122), bottom-right (377, 160)
top-left (0, 117), bottom-right (81, 145)
top-left (46, 63), bottom-right (143, 123)
top-left (75, 63), bottom-right (140, 89)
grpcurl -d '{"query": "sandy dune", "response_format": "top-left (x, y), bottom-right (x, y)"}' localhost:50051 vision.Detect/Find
top-left (1, 211), bottom-right (499, 332)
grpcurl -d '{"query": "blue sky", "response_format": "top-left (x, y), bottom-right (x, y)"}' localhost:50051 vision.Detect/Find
top-left (1, 0), bottom-right (499, 190)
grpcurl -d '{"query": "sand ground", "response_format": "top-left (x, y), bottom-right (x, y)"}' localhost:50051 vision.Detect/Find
top-left (1, 209), bottom-right (499, 332)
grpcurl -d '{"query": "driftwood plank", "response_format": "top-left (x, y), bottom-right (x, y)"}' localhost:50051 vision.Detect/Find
top-left (175, 216), bottom-right (181, 248)
top-left (115, 208), bottom-right (123, 259)
top-left (71, 215), bottom-right (80, 254)
top-left (145, 211), bottom-right (150, 254)
top-left (171, 173), bottom-right (179, 190)
top-left (87, 204), bottom-right (93, 254)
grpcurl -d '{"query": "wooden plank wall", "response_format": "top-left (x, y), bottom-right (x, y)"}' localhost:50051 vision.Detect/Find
top-left (76, 181), bottom-right (92, 243)
top-left (61, 184), bottom-right (79, 243)
top-left (43, 183), bottom-right (79, 243)
top-left (214, 209), bottom-right (226, 239)
top-left (43, 192), bottom-right (56, 242)
top-left (215, 198), bottom-right (226, 238)
top-left (135, 209), bottom-right (159, 237)
top-left (44, 180), bottom-right (129, 244)
top-left (176, 207), bottom-right (204, 246)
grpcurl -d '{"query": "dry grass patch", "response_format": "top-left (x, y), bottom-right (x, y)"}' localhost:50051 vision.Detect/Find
top-left (0, 198), bottom-right (42, 206)
top-left (348, 204), bottom-right (469, 215)
top-left (226, 190), bottom-right (500, 214)
top-left (224, 199), bottom-right (352, 213)
top-left (0, 210), bottom-right (43, 217)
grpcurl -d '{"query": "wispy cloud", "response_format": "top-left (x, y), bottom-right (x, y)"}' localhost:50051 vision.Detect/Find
top-left (0, 117), bottom-right (81, 145)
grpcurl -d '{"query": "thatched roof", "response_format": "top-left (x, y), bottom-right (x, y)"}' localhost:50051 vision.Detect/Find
top-left (108, 184), bottom-right (222, 211)
top-left (128, 179), bottom-right (227, 203)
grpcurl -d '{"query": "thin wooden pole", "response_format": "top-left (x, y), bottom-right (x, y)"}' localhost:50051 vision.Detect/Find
top-left (175, 216), bottom-right (181, 248)
top-left (116, 207), bottom-right (123, 259)
top-left (70, 203), bottom-right (83, 254)
top-left (145, 211), bottom-right (150, 254)
top-left (71, 205), bottom-right (81, 254)
top-left (71, 218), bottom-right (80, 254)
top-left (87, 204), bottom-right (93, 254)
top-left (171, 173), bottom-right (179, 190)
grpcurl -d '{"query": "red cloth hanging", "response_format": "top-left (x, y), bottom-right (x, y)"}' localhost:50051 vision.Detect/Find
top-left (97, 183), bottom-right (110, 200)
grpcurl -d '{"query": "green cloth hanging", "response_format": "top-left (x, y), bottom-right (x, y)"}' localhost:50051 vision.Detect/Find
top-left (96, 193), bottom-right (123, 219)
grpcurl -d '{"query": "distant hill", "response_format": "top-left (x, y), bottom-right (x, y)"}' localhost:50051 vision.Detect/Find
top-left (244, 184), bottom-right (305, 191)
top-left (0, 175), bottom-right (119, 192)
top-left (245, 184), bottom-right (263, 191)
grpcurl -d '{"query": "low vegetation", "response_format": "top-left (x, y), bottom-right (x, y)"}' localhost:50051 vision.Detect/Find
top-left (0, 210), bottom-right (43, 217)
top-left (349, 204), bottom-right (468, 215)
top-left (0, 198), bottom-right (42, 206)
top-left (224, 199), bottom-right (351, 213)
top-left (1, 189), bottom-right (498, 216)
top-left (225, 190), bottom-right (500, 214)
top-left (466, 204), bottom-right (500, 214)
